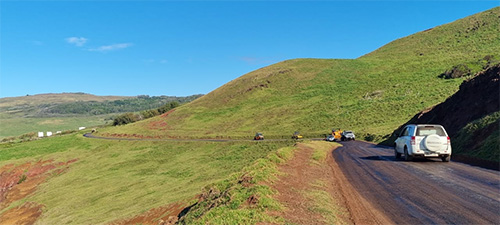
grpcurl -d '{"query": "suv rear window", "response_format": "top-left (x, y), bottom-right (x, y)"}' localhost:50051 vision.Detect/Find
top-left (416, 126), bottom-right (446, 136)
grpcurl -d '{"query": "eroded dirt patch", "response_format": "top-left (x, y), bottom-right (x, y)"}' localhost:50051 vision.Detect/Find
top-left (0, 202), bottom-right (43, 225)
top-left (0, 159), bottom-right (78, 210)
top-left (109, 202), bottom-right (186, 225)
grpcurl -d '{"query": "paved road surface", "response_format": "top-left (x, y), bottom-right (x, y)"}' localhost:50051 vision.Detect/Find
top-left (83, 133), bottom-right (323, 142)
top-left (333, 141), bottom-right (500, 224)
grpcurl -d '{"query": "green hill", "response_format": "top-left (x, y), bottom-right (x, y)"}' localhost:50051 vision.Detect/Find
top-left (103, 7), bottom-right (500, 140)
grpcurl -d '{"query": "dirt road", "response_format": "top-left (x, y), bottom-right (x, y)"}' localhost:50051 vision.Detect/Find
top-left (333, 141), bottom-right (500, 224)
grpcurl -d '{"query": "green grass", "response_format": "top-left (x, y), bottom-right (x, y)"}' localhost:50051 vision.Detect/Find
top-left (304, 181), bottom-right (348, 225)
top-left (101, 7), bottom-right (500, 142)
top-left (0, 133), bottom-right (292, 224)
top-left (179, 141), bottom-right (344, 224)
top-left (178, 142), bottom-right (297, 224)
top-left (0, 112), bottom-right (111, 139)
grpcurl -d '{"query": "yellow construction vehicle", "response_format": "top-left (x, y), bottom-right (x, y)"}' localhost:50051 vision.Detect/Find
top-left (292, 131), bottom-right (303, 140)
top-left (332, 129), bottom-right (343, 141)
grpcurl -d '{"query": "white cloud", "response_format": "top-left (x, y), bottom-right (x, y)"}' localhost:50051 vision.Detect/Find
top-left (88, 43), bottom-right (133, 52)
top-left (65, 37), bottom-right (88, 47)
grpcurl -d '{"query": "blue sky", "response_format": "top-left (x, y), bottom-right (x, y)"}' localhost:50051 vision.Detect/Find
top-left (0, 1), bottom-right (498, 98)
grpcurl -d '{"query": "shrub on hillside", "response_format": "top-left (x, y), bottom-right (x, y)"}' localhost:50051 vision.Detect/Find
top-left (158, 102), bottom-right (179, 114)
top-left (112, 101), bottom-right (180, 126)
top-left (439, 64), bottom-right (472, 79)
top-left (113, 113), bottom-right (140, 126)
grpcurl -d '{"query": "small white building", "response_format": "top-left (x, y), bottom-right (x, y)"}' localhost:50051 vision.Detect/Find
top-left (46, 132), bottom-right (53, 137)
top-left (38, 132), bottom-right (44, 138)
top-left (78, 127), bottom-right (86, 130)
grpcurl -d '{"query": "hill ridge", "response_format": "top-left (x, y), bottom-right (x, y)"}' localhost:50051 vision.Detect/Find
top-left (103, 7), bottom-right (500, 141)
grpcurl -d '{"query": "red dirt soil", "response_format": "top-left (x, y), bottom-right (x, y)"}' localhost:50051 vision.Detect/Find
top-left (271, 143), bottom-right (392, 224)
top-left (109, 202), bottom-right (186, 225)
top-left (0, 159), bottom-right (78, 223)
top-left (0, 202), bottom-right (44, 225)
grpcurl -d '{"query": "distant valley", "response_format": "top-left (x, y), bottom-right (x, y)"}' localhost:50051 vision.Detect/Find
top-left (0, 93), bottom-right (202, 138)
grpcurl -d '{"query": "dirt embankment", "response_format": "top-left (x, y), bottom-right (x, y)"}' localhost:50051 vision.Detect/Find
top-left (0, 159), bottom-right (77, 224)
top-left (383, 64), bottom-right (499, 168)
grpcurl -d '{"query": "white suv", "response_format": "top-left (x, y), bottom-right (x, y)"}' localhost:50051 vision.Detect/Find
top-left (394, 124), bottom-right (451, 162)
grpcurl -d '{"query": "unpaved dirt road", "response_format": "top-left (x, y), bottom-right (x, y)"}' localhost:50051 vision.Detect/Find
top-left (334, 141), bottom-right (500, 224)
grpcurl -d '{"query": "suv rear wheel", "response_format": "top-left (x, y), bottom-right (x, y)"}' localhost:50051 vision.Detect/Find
top-left (441, 155), bottom-right (450, 162)
top-left (404, 147), bottom-right (412, 161)
top-left (394, 146), bottom-right (401, 159)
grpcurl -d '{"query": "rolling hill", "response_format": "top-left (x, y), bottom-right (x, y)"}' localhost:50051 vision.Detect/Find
top-left (0, 93), bottom-right (202, 138)
top-left (102, 7), bottom-right (500, 141)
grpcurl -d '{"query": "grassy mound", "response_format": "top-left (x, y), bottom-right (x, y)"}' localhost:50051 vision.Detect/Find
top-left (103, 7), bottom-right (500, 141)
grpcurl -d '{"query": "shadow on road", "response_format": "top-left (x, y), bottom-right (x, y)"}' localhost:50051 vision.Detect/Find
top-left (360, 155), bottom-right (443, 163)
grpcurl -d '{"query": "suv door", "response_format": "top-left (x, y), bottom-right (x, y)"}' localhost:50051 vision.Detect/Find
top-left (395, 126), bottom-right (409, 152)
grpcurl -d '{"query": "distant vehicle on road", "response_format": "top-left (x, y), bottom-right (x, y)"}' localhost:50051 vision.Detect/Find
top-left (394, 124), bottom-right (451, 162)
top-left (254, 132), bottom-right (264, 140)
top-left (292, 131), bottom-right (303, 140)
top-left (341, 131), bottom-right (355, 141)
top-left (332, 129), bottom-right (342, 141)
top-left (325, 135), bottom-right (335, 142)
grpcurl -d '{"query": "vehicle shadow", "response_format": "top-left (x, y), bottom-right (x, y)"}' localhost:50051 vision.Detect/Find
top-left (360, 155), bottom-right (440, 163)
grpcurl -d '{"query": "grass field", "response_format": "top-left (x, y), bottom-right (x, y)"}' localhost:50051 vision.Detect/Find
top-left (0, 132), bottom-right (293, 224)
top-left (0, 113), bottom-right (112, 139)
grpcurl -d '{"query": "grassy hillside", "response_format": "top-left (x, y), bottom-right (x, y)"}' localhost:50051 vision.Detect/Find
top-left (0, 93), bottom-right (202, 138)
top-left (102, 7), bottom-right (500, 140)
top-left (0, 132), bottom-right (292, 224)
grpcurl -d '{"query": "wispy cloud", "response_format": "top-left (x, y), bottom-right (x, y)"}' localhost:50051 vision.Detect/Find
top-left (88, 43), bottom-right (133, 52)
top-left (65, 37), bottom-right (88, 47)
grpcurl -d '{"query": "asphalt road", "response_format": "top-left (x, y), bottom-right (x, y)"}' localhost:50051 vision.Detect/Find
top-left (333, 141), bottom-right (500, 224)
top-left (83, 133), bottom-right (324, 142)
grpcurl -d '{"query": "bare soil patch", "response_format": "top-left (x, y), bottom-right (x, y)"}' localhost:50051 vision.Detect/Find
top-left (109, 202), bottom-right (186, 225)
top-left (0, 202), bottom-right (43, 225)
top-left (0, 159), bottom-right (78, 223)
top-left (271, 142), bottom-right (392, 224)
top-left (271, 143), bottom-right (351, 224)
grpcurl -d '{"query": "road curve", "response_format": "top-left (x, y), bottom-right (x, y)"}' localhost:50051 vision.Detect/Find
top-left (333, 141), bottom-right (500, 224)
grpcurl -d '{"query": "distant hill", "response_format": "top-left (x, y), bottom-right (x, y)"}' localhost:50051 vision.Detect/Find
top-left (103, 7), bottom-right (500, 140)
top-left (0, 93), bottom-right (130, 107)
top-left (0, 93), bottom-right (203, 138)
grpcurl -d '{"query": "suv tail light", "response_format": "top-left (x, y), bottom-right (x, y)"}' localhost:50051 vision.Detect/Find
top-left (411, 136), bottom-right (416, 145)
top-left (447, 136), bottom-right (450, 145)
